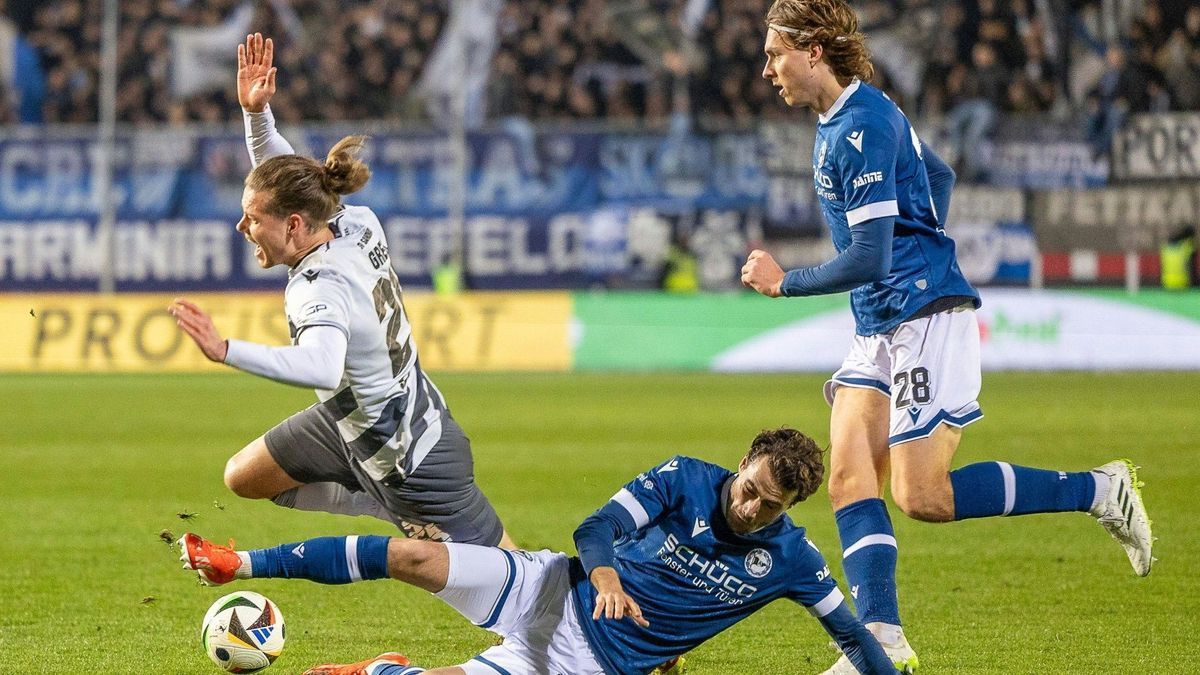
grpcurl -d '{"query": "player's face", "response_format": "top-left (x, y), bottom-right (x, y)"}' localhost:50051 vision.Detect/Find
top-left (237, 187), bottom-right (292, 268)
top-left (762, 29), bottom-right (814, 108)
top-left (726, 457), bottom-right (798, 534)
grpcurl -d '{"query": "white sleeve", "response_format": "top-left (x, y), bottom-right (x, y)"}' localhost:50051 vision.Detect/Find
top-left (243, 104), bottom-right (296, 167)
top-left (224, 325), bottom-right (347, 390)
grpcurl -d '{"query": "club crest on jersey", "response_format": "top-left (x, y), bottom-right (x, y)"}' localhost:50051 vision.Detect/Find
top-left (745, 548), bottom-right (772, 578)
top-left (816, 139), bottom-right (828, 169)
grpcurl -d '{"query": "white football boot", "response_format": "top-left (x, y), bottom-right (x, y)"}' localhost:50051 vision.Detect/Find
top-left (1090, 459), bottom-right (1154, 576)
top-left (821, 628), bottom-right (918, 674)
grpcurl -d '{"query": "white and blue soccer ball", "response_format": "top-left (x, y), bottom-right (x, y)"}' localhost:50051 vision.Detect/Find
top-left (201, 591), bottom-right (286, 673)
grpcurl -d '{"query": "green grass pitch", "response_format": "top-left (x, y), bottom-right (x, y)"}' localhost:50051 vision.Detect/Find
top-left (1, 372), bottom-right (1196, 673)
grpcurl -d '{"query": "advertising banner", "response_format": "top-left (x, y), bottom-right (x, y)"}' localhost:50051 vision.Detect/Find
top-left (985, 140), bottom-right (1108, 189)
top-left (709, 289), bottom-right (1200, 372)
top-left (1029, 183), bottom-right (1200, 251)
top-left (0, 291), bottom-right (571, 373)
top-left (1, 127), bottom-right (767, 291)
top-left (1112, 113), bottom-right (1200, 180)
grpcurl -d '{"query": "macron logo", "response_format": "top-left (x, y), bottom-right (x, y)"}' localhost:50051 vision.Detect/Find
top-left (657, 460), bottom-right (679, 474)
top-left (847, 130), bottom-right (864, 153)
top-left (692, 518), bottom-right (710, 537)
top-left (851, 585), bottom-right (860, 599)
top-left (292, 543), bottom-right (305, 559)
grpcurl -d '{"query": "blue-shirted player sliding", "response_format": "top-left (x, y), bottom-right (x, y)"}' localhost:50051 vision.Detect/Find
top-left (742, 2), bottom-right (1154, 673)
top-left (179, 428), bottom-right (899, 675)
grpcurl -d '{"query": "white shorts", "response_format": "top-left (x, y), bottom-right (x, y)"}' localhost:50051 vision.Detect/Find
top-left (436, 544), bottom-right (605, 675)
top-left (824, 305), bottom-right (983, 446)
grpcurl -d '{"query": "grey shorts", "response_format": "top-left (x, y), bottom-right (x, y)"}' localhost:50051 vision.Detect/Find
top-left (263, 404), bottom-right (504, 546)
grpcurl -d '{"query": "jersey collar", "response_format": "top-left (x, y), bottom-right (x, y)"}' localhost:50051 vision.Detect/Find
top-left (818, 78), bottom-right (861, 126)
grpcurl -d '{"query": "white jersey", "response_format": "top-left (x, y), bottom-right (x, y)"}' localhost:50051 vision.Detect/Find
top-left (284, 204), bottom-right (448, 481)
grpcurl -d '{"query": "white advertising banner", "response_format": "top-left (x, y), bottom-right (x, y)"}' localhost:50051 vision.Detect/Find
top-left (712, 289), bottom-right (1200, 372)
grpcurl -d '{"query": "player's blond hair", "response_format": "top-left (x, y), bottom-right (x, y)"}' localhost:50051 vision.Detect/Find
top-left (246, 135), bottom-right (372, 232)
top-left (765, 0), bottom-right (874, 86)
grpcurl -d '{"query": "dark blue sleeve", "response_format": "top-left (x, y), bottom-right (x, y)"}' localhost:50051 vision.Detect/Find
top-left (573, 500), bottom-right (639, 575)
top-left (573, 456), bottom-right (684, 575)
top-left (921, 141), bottom-right (955, 227)
top-left (779, 216), bottom-right (894, 296)
top-left (819, 604), bottom-right (901, 674)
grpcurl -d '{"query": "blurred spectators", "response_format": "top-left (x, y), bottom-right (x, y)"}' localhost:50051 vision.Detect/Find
top-left (2, 0), bottom-right (1199, 127)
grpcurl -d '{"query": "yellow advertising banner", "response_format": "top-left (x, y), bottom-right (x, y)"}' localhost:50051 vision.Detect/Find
top-left (0, 292), bottom-right (571, 373)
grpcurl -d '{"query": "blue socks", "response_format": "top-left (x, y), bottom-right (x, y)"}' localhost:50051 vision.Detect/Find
top-left (835, 498), bottom-right (901, 626)
top-left (950, 462), bottom-right (1098, 520)
top-left (371, 667), bottom-right (424, 675)
top-left (247, 535), bottom-right (392, 584)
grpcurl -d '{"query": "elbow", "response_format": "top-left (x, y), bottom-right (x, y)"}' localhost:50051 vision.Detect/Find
top-left (942, 164), bottom-right (957, 190)
top-left (873, 256), bottom-right (892, 280)
top-left (858, 255), bottom-right (891, 284)
top-left (315, 365), bottom-right (345, 391)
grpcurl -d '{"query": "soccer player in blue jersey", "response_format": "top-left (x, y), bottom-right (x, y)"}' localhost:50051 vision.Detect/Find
top-left (179, 428), bottom-right (899, 675)
top-left (741, 1), bottom-right (1154, 672)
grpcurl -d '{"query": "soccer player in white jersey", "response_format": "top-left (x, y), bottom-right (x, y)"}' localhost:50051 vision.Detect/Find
top-left (740, 1), bottom-right (1153, 672)
top-left (179, 427), bottom-right (900, 675)
top-left (170, 34), bottom-right (514, 549)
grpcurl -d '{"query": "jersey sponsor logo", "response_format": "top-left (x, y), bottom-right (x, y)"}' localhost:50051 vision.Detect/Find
top-left (816, 564), bottom-right (831, 581)
top-left (846, 130), bottom-right (864, 153)
top-left (643, 479), bottom-right (655, 490)
top-left (302, 269), bottom-right (321, 283)
top-left (744, 548), bottom-right (772, 578)
top-left (660, 532), bottom-right (759, 602)
top-left (657, 460), bottom-right (680, 473)
top-left (357, 227), bottom-right (373, 249)
top-left (852, 171), bottom-right (883, 189)
top-left (304, 303), bottom-right (328, 316)
top-left (692, 517), bottom-right (710, 537)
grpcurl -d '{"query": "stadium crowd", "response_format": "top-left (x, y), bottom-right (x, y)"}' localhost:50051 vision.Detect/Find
top-left (1, 0), bottom-right (1197, 131)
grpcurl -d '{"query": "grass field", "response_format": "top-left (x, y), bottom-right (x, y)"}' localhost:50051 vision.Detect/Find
top-left (1, 372), bottom-right (1196, 673)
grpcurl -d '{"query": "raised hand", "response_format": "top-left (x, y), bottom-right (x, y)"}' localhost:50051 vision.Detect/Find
top-left (237, 32), bottom-right (277, 113)
top-left (169, 298), bottom-right (229, 363)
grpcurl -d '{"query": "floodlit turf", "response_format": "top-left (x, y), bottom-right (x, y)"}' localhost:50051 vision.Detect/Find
top-left (1, 372), bottom-right (1196, 673)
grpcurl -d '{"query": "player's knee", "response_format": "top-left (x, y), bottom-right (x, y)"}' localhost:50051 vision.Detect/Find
top-left (892, 486), bottom-right (953, 523)
top-left (827, 466), bottom-right (876, 509)
top-left (386, 538), bottom-right (445, 591)
top-left (223, 456), bottom-right (264, 499)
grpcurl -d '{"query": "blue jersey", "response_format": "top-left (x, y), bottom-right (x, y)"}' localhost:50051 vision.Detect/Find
top-left (813, 80), bottom-right (979, 336)
top-left (571, 456), bottom-right (848, 675)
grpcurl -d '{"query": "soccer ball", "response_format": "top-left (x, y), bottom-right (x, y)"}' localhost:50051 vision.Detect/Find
top-left (201, 591), bottom-right (286, 672)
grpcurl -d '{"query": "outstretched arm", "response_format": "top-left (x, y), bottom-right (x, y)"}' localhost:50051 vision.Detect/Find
top-left (741, 216), bottom-right (894, 298)
top-left (818, 604), bottom-right (901, 674)
top-left (169, 299), bottom-right (346, 389)
top-left (238, 32), bottom-right (294, 166)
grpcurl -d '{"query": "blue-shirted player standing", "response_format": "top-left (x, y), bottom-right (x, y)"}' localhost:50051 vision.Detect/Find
top-left (742, 2), bottom-right (1154, 673)
top-left (179, 428), bottom-right (899, 674)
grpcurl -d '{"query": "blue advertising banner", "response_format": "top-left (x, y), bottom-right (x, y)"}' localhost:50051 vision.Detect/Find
top-left (0, 127), bottom-right (770, 291)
